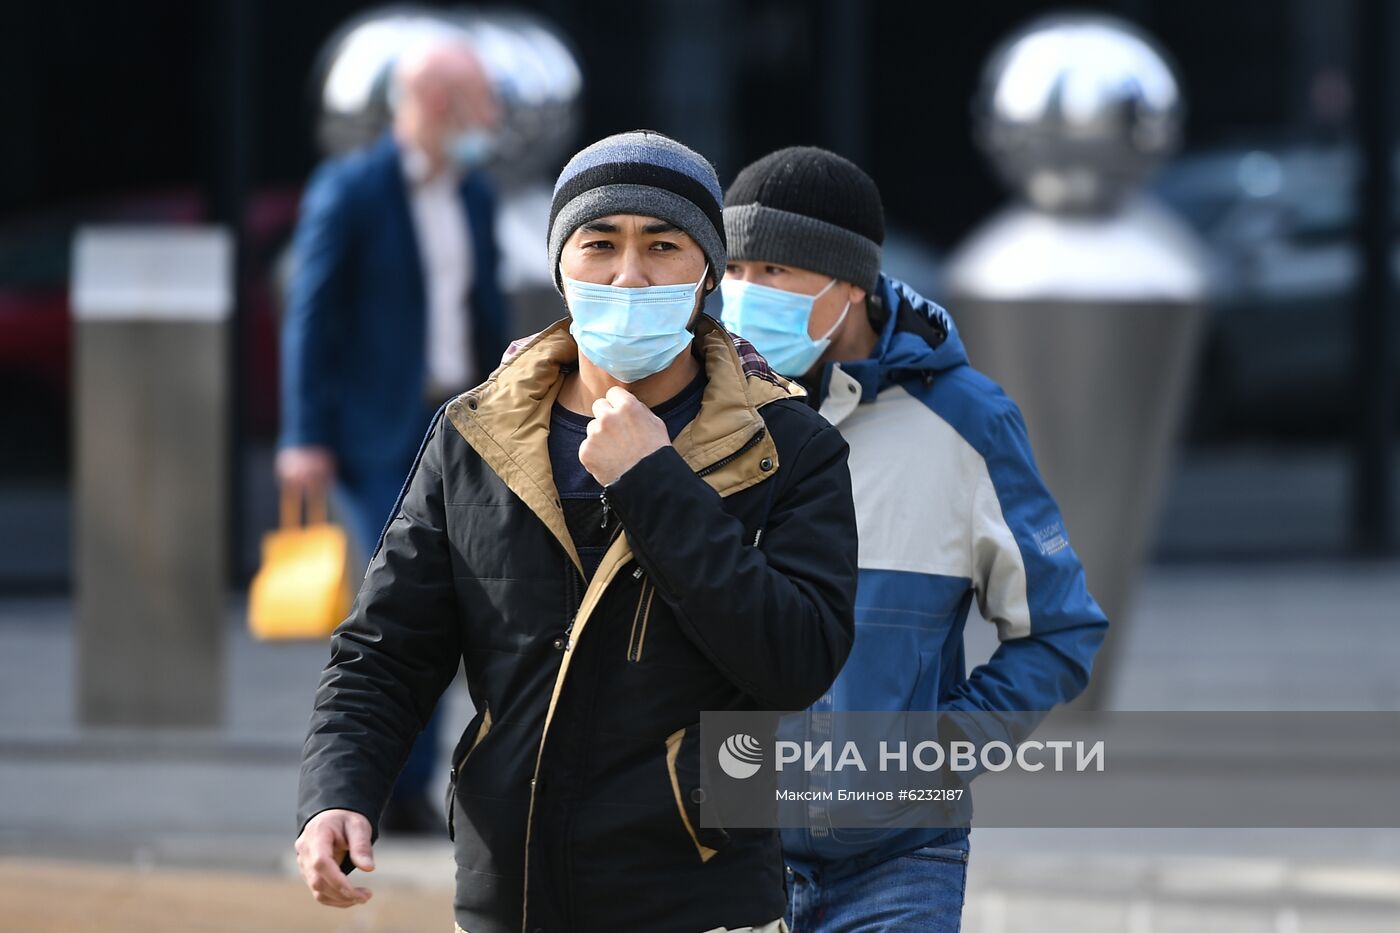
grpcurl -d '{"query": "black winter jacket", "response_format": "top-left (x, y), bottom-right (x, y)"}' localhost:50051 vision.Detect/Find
top-left (298, 314), bottom-right (859, 933)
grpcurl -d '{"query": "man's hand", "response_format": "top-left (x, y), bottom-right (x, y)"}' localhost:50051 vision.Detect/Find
top-left (277, 446), bottom-right (336, 498)
top-left (295, 809), bottom-right (375, 908)
top-left (579, 387), bottom-right (670, 486)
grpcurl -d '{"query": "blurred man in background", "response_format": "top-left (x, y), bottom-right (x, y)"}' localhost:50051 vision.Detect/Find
top-left (278, 39), bottom-right (511, 833)
top-left (295, 131), bottom-right (857, 931)
top-left (720, 147), bottom-right (1108, 932)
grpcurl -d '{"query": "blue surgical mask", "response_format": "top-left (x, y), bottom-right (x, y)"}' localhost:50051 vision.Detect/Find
top-left (563, 267), bottom-right (708, 383)
top-left (450, 127), bottom-right (496, 170)
top-left (720, 277), bottom-right (849, 377)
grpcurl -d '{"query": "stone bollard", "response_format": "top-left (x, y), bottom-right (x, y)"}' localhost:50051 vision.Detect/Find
top-left (71, 227), bottom-right (232, 727)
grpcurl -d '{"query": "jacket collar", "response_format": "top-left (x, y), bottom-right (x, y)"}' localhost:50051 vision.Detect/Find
top-left (813, 275), bottom-right (969, 425)
top-left (445, 314), bottom-right (803, 574)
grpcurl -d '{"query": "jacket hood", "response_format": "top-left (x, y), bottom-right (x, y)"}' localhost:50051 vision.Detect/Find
top-left (816, 274), bottom-right (968, 406)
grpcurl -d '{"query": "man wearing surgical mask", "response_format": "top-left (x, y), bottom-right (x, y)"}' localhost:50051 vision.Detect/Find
top-left (721, 147), bottom-right (1107, 932)
top-left (279, 39), bottom-right (512, 832)
top-left (295, 131), bottom-right (858, 933)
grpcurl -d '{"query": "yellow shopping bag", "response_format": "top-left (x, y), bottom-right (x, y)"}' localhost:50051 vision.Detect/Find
top-left (248, 489), bottom-right (353, 640)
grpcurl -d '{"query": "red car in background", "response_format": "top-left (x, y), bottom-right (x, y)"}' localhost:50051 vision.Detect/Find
top-left (0, 187), bottom-right (300, 476)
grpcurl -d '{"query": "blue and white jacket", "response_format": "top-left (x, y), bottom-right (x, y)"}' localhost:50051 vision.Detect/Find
top-left (780, 275), bottom-right (1109, 880)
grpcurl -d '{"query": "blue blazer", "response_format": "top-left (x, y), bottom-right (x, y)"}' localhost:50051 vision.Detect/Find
top-left (279, 134), bottom-right (510, 478)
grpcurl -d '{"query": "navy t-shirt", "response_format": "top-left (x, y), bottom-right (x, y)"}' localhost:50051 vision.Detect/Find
top-left (549, 368), bottom-right (707, 580)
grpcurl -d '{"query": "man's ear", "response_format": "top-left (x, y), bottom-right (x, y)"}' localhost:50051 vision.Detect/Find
top-left (847, 283), bottom-right (867, 305)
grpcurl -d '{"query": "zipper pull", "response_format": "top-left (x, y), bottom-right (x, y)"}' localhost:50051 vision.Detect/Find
top-left (600, 493), bottom-right (610, 529)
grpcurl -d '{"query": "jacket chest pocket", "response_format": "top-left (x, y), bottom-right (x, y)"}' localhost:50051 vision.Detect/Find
top-left (617, 482), bottom-right (775, 666)
top-left (625, 567), bottom-right (656, 663)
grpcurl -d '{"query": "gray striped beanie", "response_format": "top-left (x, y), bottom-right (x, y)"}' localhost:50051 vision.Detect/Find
top-left (548, 130), bottom-right (726, 293)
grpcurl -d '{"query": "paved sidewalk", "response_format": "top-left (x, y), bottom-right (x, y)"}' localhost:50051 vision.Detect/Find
top-left (0, 858), bottom-right (452, 932)
top-left (2, 561), bottom-right (1398, 931)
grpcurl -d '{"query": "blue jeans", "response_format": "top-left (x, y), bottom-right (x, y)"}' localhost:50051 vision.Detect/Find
top-left (785, 836), bottom-right (970, 933)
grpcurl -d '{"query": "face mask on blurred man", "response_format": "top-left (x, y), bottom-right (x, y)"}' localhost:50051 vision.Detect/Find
top-left (449, 126), bottom-right (496, 170)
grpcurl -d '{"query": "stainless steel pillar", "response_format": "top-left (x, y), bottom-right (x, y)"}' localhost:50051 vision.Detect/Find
top-left (71, 227), bottom-right (232, 727)
top-left (946, 16), bottom-right (1207, 710)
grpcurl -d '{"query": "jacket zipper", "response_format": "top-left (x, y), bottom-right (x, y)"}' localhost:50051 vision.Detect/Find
top-left (696, 427), bottom-right (767, 478)
top-left (625, 567), bottom-right (654, 662)
top-left (560, 556), bottom-right (584, 651)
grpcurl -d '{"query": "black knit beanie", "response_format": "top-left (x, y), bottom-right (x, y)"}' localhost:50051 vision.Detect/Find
top-left (724, 146), bottom-right (885, 291)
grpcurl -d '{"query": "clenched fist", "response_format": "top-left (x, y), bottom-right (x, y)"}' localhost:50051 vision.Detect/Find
top-left (579, 386), bottom-right (670, 486)
top-left (295, 808), bottom-right (375, 908)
